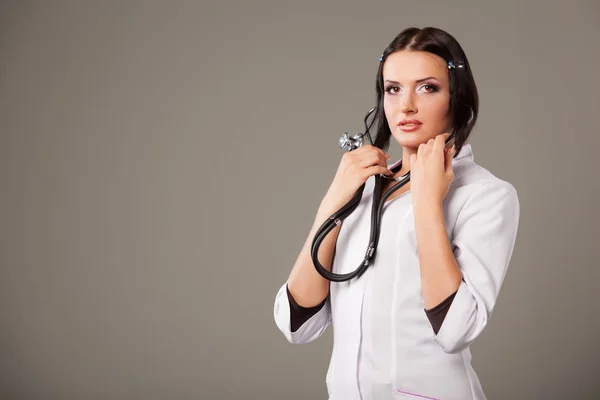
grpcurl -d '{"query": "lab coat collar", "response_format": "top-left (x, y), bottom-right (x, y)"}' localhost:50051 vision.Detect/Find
top-left (453, 142), bottom-right (473, 163)
top-left (450, 142), bottom-right (475, 183)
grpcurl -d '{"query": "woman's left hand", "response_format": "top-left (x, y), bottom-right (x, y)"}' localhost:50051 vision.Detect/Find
top-left (410, 133), bottom-right (456, 211)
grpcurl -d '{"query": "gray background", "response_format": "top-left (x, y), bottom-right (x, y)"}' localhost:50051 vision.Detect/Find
top-left (1, 0), bottom-right (599, 399)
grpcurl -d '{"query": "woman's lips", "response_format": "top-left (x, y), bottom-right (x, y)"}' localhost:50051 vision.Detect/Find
top-left (399, 122), bottom-right (422, 132)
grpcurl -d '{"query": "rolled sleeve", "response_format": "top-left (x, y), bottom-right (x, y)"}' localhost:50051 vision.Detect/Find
top-left (273, 282), bottom-right (332, 344)
top-left (433, 180), bottom-right (520, 354)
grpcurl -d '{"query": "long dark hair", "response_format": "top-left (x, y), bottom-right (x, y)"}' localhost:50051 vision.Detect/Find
top-left (369, 27), bottom-right (479, 157)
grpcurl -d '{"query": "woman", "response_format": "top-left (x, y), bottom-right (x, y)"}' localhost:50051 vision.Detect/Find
top-left (273, 26), bottom-right (520, 400)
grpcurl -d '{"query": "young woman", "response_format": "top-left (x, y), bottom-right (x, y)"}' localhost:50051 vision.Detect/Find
top-left (273, 26), bottom-right (520, 400)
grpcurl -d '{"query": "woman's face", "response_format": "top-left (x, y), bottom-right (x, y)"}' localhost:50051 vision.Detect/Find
top-left (382, 50), bottom-right (452, 149)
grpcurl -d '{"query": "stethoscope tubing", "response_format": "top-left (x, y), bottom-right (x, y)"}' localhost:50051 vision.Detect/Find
top-left (311, 107), bottom-right (454, 282)
top-left (311, 161), bottom-right (411, 282)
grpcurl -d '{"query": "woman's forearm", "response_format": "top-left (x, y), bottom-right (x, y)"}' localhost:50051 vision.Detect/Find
top-left (414, 202), bottom-right (462, 310)
top-left (286, 198), bottom-right (342, 307)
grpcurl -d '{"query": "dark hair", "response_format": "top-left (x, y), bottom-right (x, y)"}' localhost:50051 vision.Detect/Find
top-left (370, 26), bottom-right (479, 157)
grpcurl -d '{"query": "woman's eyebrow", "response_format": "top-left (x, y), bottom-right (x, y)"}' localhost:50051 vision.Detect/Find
top-left (384, 76), bottom-right (440, 84)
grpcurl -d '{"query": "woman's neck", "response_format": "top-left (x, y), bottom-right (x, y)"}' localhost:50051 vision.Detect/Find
top-left (393, 147), bottom-right (417, 178)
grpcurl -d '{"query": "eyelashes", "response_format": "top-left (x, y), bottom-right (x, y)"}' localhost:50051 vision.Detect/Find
top-left (384, 84), bottom-right (439, 94)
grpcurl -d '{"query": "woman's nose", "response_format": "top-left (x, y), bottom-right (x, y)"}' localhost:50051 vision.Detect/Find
top-left (400, 94), bottom-right (417, 114)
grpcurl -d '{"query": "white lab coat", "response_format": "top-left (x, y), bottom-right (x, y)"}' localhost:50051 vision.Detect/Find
top-left (273, 143), bottom-right (520, 400)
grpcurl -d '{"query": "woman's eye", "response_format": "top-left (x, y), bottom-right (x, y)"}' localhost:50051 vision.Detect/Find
top-left (421, 84), bottom-right (438, 93)
top-left (385, 85), bottom-right (438, 94)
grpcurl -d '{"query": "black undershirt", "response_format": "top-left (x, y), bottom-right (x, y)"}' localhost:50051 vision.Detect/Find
top-left (286, 284), bottom-right (457, 335)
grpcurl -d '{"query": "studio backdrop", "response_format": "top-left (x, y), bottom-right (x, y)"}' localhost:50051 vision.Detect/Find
top-left (0, 1), bottom-right (599, 399)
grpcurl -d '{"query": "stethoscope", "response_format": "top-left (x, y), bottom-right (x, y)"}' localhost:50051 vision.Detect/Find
top-left (310, 107), bottom-right (456, 282)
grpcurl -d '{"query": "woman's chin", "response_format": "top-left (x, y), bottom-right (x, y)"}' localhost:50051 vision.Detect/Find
top-left (392, 130), bottom-right (433, 147)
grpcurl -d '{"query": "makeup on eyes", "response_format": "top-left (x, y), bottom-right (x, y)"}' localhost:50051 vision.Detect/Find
top-left (384, 77), bottom-right (441, 90)
top-left (384, 82), bottom-right (440, 94)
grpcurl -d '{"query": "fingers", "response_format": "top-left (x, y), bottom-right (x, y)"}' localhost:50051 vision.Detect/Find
top-left (417, 134), bottom-right (451, 158)
top-left (355, 145), bottom-right (390, 169)
top-left (364, 145), bottom-right (389, 163)
top-left (409, 153), bottom-right (417, 168)
top-left (417, 142), bottom-right (426, 158)
top-left (352, 145), bottom-right (392, 179)
top-left (432, 133), bottom-right (451, 153)
top-left (444, 146), bottom-right (455, 172)
top-left (364, 164), bottom-right (394, 179)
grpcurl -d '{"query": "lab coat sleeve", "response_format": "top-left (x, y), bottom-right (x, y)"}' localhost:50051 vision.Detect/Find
top-left (433, 180), bottom-right (520, 354)
top-left (273, 282), bottom-right (332, 344)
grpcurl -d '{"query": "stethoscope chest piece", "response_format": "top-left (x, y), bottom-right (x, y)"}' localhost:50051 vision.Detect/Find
top-left (339, 132), bottom-right (364, 151)
top-left (338, 107), bottom-right (376, 152)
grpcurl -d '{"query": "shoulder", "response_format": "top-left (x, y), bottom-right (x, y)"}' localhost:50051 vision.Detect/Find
top-left (449, 161), bottom-right (519, 222)
top-left (455, 160), bottom-right (516, 189)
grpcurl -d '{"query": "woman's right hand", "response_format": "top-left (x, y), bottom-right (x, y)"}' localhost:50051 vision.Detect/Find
top-left (322, 145), bottom-right (393, 210)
